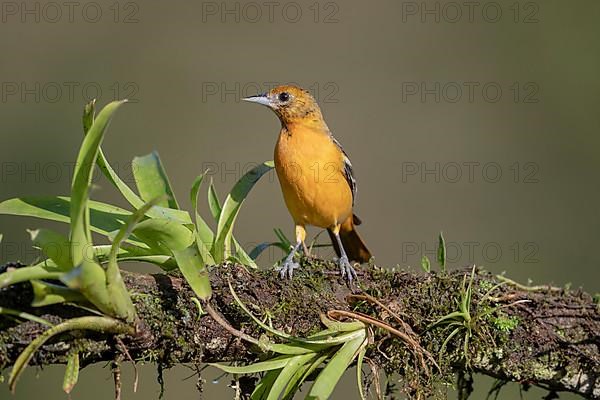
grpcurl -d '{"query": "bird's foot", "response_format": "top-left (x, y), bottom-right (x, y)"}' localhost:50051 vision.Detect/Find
top-left (276, 258), bottom-right (300, 280)
top-left (338, 255), bottom-right (358, 282)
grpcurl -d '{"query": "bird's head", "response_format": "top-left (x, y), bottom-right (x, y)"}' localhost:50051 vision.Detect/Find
top-left (243, 85), bottom-right (325, 127)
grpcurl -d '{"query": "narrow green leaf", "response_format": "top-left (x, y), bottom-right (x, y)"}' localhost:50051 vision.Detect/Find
top-left (206, 179), bottom-right (222, 255)
top-left (0, 306), bottom-right (53, 327)
top-left (0, 197), bottom-right (130, 237)
top-left (437, 231), bottom-right (446, 272)
top-left (266, 341), bottom-right (329, 355)
top-left (266, 353), bottom-right (316, 400)
top-left (356, 346), bottom-right (367, 400)
top-left (94, 243), bottom-right (151, 259)
top-left (71, 100), bottom-right (127, 266)
top-left (210, 355), bottom-right (294, 374)
top-left (207, 179), bottom-right (222, 220)
top-left (307, 335), bottom-right (367, 400)
top-left (439, 326), bottom-right (463, 364)
top-left (283, 352), bottom-right (330, 400)
top-left (194, 231), bottom-right (214, 269)
top-left (8, 316), bottom-right (133, 393)
top-left (249, 242), bottom-right (285, 260)
top-left (63, 351), bottom-right (79, 394)
top-left (190, 173), bottom-right (215, 265)
top-left (28, 229), bottom-right (72, 271)
top-left (132, 152), bottom-right (179, 209)
top-left (190, 174), bottom-right (205, 209)
top-left (83, 99), bottom-right (147, 217)
top-left (31, 280), bottom-right (86, 307)
top-left (251, 369), bottom-right (280, 400)
top-left (232, 241), bottom-right (259, 268)
top-left (207, 179), bottom-right (257, 267)
top-left (92, 243), bottom-right (176, 270)
top-left (430, 311), bottom-right (467, 328)
top-left (174, 244), bottom-right (212, 300)
top-left (213, 161), bottom-right (274, 263)
top-left (421, 254), bottom-right (431, 273)
top-left (0, 261), bottom-right (62, 289)
top-left (307, 329), bottom-right (339, 340)
top-left (94, 149), bottom-right (143, 208)
top-left (320, 314), bottom-right (365, 332)
top-left (82, 99), bottom-right (96, 134)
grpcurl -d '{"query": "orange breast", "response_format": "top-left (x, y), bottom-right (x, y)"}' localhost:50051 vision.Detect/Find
top-left (274, 125), bottom-right (353, 228)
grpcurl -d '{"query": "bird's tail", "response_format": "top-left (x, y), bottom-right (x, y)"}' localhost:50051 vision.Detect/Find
top-left (328, 214), bottom-right (372, 263)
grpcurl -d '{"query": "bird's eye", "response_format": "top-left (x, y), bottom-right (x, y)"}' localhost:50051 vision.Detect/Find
top-left (278, 92), bottom-right (290, 102)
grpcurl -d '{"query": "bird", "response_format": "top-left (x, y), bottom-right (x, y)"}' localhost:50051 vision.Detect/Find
top-left (243, 85), bottom-right (371, 281)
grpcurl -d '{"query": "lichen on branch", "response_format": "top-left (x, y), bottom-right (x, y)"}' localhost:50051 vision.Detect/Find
top-left (0, 262), bottom-right (598, 399)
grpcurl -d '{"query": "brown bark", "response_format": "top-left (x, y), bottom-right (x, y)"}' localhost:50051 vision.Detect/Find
top-left (0, 262), bottom-right (598, 399)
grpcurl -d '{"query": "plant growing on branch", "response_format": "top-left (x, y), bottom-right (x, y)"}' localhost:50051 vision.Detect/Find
top-left (0, 100), bottom-right (274, 394)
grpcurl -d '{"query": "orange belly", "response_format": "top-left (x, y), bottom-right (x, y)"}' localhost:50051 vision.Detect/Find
top-left (274, 127), bottom-right (352, 228)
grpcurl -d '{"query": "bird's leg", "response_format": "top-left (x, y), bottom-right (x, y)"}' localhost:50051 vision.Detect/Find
top-left (332, 225), bottom-right (358, 282)
top-left (276, 225), bottom-right (306, 279)
top-left (301, 241), bottom-right (312, 258)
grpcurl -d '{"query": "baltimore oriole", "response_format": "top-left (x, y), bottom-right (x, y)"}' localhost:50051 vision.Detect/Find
top-left (244, 85), bottom-right (371, 281)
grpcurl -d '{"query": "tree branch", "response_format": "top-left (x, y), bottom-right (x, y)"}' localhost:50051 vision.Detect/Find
top-left (0, 262), bottom-right (598, 399)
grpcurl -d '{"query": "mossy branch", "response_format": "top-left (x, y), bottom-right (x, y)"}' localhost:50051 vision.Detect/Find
top-left (0, 262), bottom-right (598, 399)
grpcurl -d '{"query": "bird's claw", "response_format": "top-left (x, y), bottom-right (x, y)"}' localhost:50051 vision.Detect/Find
top-left (276, 260), bottom-right (300, 280)
top-left (338, 255), bottom-right (358, 282)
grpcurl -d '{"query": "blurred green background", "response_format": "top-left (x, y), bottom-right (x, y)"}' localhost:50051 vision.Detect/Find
top-left (1, 0), bottom-right (598, 398)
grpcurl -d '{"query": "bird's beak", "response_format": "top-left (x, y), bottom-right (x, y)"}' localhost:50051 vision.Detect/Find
top-left (242, 93), bottom-right (272, 107)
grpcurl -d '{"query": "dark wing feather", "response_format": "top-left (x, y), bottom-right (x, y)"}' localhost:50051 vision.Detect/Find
top-left (331, 136), bottom-right (356, 205)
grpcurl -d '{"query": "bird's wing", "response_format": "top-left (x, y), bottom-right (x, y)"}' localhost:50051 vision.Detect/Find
top-left (331, 136), bottom-right (356, 205)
